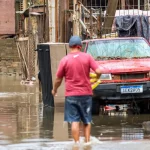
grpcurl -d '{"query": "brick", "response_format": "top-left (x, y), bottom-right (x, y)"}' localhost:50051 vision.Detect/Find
top-left (1, 67), bottom-right (8, 73)
top-left (11, 62), bottom-right (20, 67)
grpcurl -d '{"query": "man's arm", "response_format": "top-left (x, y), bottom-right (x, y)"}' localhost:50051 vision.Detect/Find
top-left (52, 77), bottom-right (63, 96)
top-left (89, 55), bottom-right (101, 78)
top-left (95, 68), bottom-right (101, 79)
top-left (52, 58), bottom-right (65, 96)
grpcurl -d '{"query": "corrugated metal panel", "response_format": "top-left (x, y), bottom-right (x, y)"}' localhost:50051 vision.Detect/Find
top-left (0, 0), bottom-right (15, 35)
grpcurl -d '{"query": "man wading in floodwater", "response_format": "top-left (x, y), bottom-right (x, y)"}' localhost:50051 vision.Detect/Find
top-left (52, 36), bottom-right (101, 145)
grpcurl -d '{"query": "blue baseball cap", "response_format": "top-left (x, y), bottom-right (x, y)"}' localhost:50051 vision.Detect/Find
top-left (69, 36), bottom-right (82, 47)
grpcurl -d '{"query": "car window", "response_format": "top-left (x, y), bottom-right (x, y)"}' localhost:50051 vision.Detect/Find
top-left (87, 39), bottom-right (150, 60)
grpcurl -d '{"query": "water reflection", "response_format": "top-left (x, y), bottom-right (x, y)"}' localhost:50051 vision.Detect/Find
top-left (40, 107), bottom-right (54, 139)
top-left (0, 75), bottom-right (150, 149)
top-left (92, 115), bottom-right (150, 141)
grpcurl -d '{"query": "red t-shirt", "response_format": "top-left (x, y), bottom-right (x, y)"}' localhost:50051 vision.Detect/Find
top-left (56, 52), bottom-right (98, 96)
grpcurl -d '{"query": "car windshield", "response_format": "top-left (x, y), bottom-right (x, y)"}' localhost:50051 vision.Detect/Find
top-left (87, 39), bottom-right (150, 60)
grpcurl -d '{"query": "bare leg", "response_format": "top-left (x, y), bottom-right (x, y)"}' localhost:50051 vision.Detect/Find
top-left (83, 124), bottom-right (91, 142)
top-left (71, 122), bottom-right (80, 142)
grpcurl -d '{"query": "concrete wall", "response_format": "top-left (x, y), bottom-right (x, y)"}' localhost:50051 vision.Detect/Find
top-left (50, 44), bottom-right (67, 105)
top-left (0, 39), bottom-right (21, 75)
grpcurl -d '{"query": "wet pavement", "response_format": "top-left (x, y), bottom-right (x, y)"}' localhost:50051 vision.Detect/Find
top-left (0, 75), bottom-right (150, 150)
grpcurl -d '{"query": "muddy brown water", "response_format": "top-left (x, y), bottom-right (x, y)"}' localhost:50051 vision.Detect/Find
top-left (0, 75), bottom-right (150, 150)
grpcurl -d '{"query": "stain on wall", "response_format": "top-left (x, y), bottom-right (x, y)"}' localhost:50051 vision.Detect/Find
top-left (0, 39), bottom-right (21, 75)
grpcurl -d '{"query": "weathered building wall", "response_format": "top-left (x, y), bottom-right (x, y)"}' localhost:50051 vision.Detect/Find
top-left (0, 0), bottom-right (21, 75)
top-left (0, 39), bottom-right (21, 75)
top-left (0, 0), bottom-right (15, 35)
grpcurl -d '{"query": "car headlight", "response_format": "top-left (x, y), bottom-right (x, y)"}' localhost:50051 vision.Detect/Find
top-left (100, 74), bottom-right (112, 80)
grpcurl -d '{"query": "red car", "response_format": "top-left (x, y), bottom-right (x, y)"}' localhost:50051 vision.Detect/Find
top-left (82, 37), bottom-right (150, 114)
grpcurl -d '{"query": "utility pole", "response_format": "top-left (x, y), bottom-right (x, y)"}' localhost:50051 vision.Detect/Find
top-left (48, 0), bottom-right (56, 42)
top-left (102, 0), bottom-right (118, 35)
top-left (73, 0), bottom-right (80, 36)
top-left (59, 0), bottom-right (69, 42)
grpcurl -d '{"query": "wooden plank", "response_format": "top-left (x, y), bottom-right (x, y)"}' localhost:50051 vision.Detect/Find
top-left (97, 8), bottom-right (102, 38)
top-left (31, 7), bottom-right (45, 13)
top-left (79, 1), bottom-right (97, 21)
top-left (102, 0), bottom-right (119, 35)
top-left (90, 9), bottom-right (93, 38)
top-left (121, 0), bottom-right (126, 9)
top-left (16, 37), bottom-right (29, 41)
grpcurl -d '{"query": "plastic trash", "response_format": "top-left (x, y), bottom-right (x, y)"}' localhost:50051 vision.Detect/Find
top-left (91, 80), bottom-right (101, 90)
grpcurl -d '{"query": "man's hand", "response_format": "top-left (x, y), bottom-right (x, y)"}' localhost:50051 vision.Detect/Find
top-left (95, 68), bottom-right (101, 78)
top-left (52, 77), bottom-right (63, 97)
top-left (51, 89), bottom-right (57, 96)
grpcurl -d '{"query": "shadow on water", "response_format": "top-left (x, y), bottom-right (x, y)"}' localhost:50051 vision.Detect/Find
top-left (0, 75), bottom-right (150, 149)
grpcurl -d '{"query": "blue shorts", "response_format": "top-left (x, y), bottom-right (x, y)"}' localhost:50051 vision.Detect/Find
top-left (64, 96), bottom-right (92, 124)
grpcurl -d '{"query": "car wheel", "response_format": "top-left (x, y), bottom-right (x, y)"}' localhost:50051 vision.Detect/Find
top-left (92, 98), bottom-right (100, 115)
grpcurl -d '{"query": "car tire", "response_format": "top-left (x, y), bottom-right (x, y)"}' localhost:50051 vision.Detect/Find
top-left (92, 98), bottom-right (100, 115)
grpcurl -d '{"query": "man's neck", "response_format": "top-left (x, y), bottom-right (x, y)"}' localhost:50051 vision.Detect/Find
top-left (70, 48), bottom-right (81, 53)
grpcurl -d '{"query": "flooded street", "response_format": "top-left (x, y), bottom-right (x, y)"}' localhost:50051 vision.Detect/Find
top-left (0, 75), bottom-right (150, 150)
